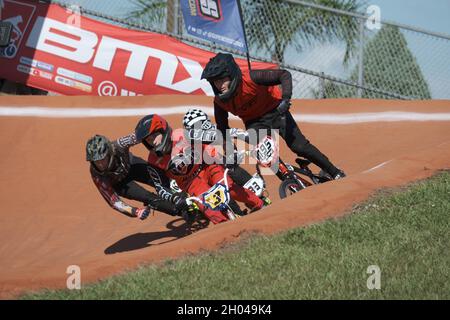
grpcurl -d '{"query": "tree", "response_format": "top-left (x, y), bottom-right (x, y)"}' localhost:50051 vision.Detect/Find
top-left (315, 24), bottom-right (431, 99)
top-left (242, 0), bottom-right (363, 63)
top-left (127, 0), bottom-right (167, 31)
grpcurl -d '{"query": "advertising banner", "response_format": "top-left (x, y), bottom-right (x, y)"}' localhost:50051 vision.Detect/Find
top-left (0, 0), bottom-right (273, 96)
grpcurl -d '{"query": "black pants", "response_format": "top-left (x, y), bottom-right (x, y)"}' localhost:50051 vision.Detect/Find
top-left (113, 156), bottom-right (179, 216)
top-left (245, 108), bottom-right (340, 177)
top-left (228, 165), bottom-right (253, 186)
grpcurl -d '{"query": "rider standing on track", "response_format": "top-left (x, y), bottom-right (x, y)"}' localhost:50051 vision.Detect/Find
top-left (134, 114), bottom-right (266, 224)
top-left (201, 53), bottom-right (346, 180)
top-left (86, 134), bottom-right (180, 221)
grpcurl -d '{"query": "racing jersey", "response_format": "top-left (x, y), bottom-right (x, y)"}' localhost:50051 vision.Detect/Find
top-left (147, 129), bottom-right (221, 192)
top-left (214, 69), bottom-right (292, 133)
top-left (90, 134), bottom-right (144, 216)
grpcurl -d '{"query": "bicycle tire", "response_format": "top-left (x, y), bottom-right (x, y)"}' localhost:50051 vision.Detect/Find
top-left (279, 178), bottom-right (306, 199)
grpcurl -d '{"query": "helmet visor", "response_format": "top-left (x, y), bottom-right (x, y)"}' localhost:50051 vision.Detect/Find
top-left (93, 154), bottom-right (111, 172)
top-left (144, 132), bottom-right (164, 150)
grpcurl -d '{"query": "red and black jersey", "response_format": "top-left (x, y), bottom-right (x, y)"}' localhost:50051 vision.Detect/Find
top-left (214, 68), bottom-right (292, 132)
top-left (89, 134), bottom-right (140, 215)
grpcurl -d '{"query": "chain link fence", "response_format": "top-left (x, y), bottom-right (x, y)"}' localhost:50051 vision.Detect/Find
top-left (44, 0), bottom-right (450, 100)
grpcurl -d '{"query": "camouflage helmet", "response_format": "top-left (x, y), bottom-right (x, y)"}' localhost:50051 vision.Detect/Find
top-left (86, 134), bottom-right (113, 162)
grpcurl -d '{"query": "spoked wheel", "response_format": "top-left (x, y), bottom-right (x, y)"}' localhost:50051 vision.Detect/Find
top-left (279, 178), bottom-right (307, 199)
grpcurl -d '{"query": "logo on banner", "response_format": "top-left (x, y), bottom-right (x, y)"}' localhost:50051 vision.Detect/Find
top-left (98, 81), bottom-right (117, 96)
top-left (198, 0), bottom-right (222, 20)
top-left (0, 0), bottom-right (36, 59)
top-left (181, 0), bottom-right (246, 52)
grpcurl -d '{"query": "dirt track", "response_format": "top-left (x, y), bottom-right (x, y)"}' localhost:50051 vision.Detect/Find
top-left (0, 96), bottom-right (449, 298)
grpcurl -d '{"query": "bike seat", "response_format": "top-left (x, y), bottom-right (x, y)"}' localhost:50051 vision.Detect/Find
top-left (295, 158), bottom-right (311, 168)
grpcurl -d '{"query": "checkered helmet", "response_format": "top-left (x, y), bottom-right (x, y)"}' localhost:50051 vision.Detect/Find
top-left (183, 108), bottom-right (216, 130)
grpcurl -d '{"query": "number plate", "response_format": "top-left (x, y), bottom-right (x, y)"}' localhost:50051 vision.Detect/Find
top-left (243, 175), bottom-right (265, 197)
top-left (202, 184), bottom-right (229, 210)
top-left (256, 136), bottom-right (277, 167)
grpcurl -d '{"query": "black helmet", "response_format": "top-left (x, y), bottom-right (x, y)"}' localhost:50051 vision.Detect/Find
top-left (135, 114), bottom-right (173, 157)
top-left (201, 53), bottom-right (242, 102)
top-left (86, 134), bottom-right (113, 162)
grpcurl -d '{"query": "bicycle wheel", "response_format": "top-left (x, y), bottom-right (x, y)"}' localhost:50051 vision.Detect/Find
top-left (279, 178), bottom-right (306, 199)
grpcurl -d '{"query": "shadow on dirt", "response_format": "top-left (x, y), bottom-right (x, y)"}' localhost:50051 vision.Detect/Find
top-left (104, 217), bottom-right (209, 254)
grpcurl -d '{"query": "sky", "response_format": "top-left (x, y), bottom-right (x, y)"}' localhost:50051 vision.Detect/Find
top-left (58, 0), bottom-right (450, 36)
top-left (366, 0), bottom-right (450, 35)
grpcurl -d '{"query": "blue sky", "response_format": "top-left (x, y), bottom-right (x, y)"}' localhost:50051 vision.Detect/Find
top-left (366, 0), bottom-right (450, 35)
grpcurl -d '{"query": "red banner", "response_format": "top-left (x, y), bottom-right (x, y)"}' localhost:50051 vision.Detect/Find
top-left (0, 0), bottom-right (274, 96)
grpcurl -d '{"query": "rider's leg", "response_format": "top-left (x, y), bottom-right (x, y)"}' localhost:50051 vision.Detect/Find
top-left (248, 109), bottom-right (343, 178)
top-left (114, 180), bottom-right (179, 216)
top-left (228, 165), bottom-right (252, 186)
top-left (279, 111), bottom-right (342, 178)
top-left (127, 155), bottom-right (157, 187)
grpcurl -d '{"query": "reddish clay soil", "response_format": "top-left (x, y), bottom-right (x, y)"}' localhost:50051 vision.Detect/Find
top-left (0, 96), bottom-right (449, 298)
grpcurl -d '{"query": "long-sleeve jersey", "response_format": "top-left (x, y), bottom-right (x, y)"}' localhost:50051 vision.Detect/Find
top-left (215, 69), bottom-right (293, 134)
top-left (90, 134), bottom-right (147, 217)
top-left (146, 129), bottom-right (223, 191)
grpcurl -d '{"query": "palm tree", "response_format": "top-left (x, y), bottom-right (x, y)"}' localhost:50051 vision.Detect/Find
top-left (127, 0), bottom-right (167, 31)
top-left (242, 0), bottom-right (364, 63)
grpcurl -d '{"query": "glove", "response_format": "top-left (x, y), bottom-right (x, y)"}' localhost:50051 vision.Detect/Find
top-left (182, 203), bottom-right (199, 224)
top-left (276, 99), bottom-right (291, 114)
top-left (172, 192), bottom-right (189, 212)
top-left (134, 207), bottom-right (150, 220)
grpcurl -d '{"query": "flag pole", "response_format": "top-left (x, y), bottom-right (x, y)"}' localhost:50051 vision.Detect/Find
top-left (236, 0), bottom-right (251, 71)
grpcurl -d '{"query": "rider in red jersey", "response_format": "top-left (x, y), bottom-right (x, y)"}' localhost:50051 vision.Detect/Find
top-left (134, 114), bottom-right (265, 224)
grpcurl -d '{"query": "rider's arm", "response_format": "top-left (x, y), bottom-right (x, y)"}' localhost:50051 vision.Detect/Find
top-left (116, 133), bottom-right (139, 150)
top-left (214, 101), bottom-right (230, 137)
top-left (146, 165), bottom-right (183, 204)
top-left (249, 69), bottom-right (292, 100)
top-left (91, 173), bottom-right (139, 218)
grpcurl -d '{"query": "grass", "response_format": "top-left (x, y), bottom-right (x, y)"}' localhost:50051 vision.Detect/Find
top-left (23, 171), bottom-right (450, 300)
